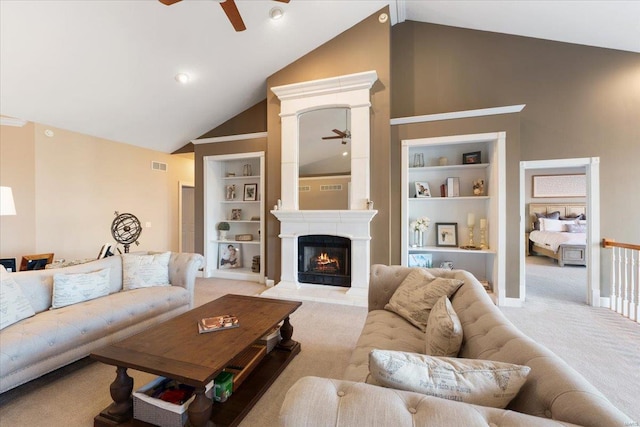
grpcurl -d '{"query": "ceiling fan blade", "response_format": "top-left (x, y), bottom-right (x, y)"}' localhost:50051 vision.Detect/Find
top-left (322, 136), bottom-right (343, 140)
top-left (331, 129), bottom-right (347, 137)
top-left (274, 0), bottom-right (291, 3)
top-left (159, 0), bottom-right (182, 5)
top-left (220, 0), bottom-right (246, 32)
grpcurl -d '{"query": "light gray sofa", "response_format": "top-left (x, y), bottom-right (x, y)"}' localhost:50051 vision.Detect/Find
top-left (0, 251), bottom-right (204, 394)
top-left (280, 265), bottom-right (633, 427)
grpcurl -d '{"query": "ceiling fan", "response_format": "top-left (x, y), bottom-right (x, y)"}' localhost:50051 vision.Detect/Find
top-left (160, 0), bottom-right (290, 32)
top-left (322, 109), bottom-right (351, 144)
top-left (322, 128), bottom-right (351, 145)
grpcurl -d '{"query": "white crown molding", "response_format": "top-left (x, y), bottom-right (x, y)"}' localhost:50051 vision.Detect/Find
top-left (390, 104), bottom-right (526, 126)
top-left (0, 116), bottom-right (28, 127)
top-left (191, 132), bottom-right (267, 145)
top-left (271, 70), bottom-right (378, 101)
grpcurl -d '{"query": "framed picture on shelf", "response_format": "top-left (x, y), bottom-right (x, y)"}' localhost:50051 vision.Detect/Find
top-left (462, 151), bottom-right (481, 164)
top-left (408, 253), bottom-right (433, 268)
top-left (243, 183), bottom-right (258, 201)
top-left (225, 184), bottom-right (236, 200)
top-left (219, 243), bottom-right (241, 269)
top-left (231, 208), bottom-right (242, 220)
top-left (415, 181), bottom-right (431, 198)
top-left (436, 223), bottom-right (458, 247)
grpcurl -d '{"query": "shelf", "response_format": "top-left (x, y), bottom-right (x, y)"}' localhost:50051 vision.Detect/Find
top-left (408, 245), bottom-right (496, 254)
top-left (408, 163), bottom-right (489, 172)
top-left (221, 200), bottom-right (260, 204)
top-left (213, 239), bottom-right (261, 245)
top-left (223, 175), bottom-right (261, 180)
top-left (409, 196), bottom-right (489, 201)
top-left (226, 220), bottom-right (260, 223)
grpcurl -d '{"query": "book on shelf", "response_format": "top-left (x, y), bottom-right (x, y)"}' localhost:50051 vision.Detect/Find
top-left (198, 315), bottom-right (239, 334)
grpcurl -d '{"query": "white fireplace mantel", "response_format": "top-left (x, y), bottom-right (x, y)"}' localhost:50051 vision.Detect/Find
top-left (262, 71), bottom-right (378, 307)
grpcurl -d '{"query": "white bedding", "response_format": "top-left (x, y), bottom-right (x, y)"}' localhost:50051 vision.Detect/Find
top-left (529, 230), bottom-right (586, 253)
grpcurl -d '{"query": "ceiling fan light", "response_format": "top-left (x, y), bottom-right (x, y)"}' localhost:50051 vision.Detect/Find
top-left (270, 7), bottom-right (284, 20)
top-left (175, 73), bottom-right (190, 84)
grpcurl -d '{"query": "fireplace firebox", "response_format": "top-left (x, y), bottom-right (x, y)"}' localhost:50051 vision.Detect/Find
top-left (298, 235), bottom-right (351, 287)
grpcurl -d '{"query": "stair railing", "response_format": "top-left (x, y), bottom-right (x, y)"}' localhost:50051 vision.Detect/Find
top-left (602, 238), bottom-right (640, 323)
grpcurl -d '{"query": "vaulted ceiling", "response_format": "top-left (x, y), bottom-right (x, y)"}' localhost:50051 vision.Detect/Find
top-left (1, 1), bottom-right (638, 153)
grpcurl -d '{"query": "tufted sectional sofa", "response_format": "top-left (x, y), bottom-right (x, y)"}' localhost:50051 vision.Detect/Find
top-left (279, 264), bottom-right (633, 427)
top-left (0, 251), bottom-right (204, 394)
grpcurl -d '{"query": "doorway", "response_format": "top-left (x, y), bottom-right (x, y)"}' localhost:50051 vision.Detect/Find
top-left (519, 158), bottom-right (601, 306)
top-left (179, 182), bottom-right (195, 253)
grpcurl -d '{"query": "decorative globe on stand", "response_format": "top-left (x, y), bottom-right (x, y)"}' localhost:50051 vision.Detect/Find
top-left (111, 211), bottom-right (142, 253)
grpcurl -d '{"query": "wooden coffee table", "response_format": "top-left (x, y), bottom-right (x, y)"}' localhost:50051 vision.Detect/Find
top-left (91, 294), bottom-right (301, 427)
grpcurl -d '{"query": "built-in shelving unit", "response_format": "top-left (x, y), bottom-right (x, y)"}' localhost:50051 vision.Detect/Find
top-left (204, 152), bottom-right (265, 283)
top-left (401, 133), bottom-right (506, 296)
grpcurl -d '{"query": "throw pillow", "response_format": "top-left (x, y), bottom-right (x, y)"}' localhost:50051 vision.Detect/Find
top-left (385, 270), bottom-right (463, 332)
top-left (51, 268), bottom-right (111, 309)
top-left (368, 350), bottom-right (531, 408)
top-left (566, 223), bottom-right (587, 233)
top-left (1, 266), bottom-right (36, 330)
top-left (425, 296), bottom-right (463, 357)
top-left (122, 252), bottom-right (171, 290)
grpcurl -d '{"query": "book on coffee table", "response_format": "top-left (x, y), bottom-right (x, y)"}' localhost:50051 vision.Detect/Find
top-left (198, 315), bottom-right (239, 334)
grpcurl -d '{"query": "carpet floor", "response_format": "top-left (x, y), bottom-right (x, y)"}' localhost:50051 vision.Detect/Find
top-left (0, 261), bottom-right (638, 426)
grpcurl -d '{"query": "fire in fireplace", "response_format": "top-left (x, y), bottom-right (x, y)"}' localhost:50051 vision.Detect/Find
top-left (298, 235), bottom-right (350, 287)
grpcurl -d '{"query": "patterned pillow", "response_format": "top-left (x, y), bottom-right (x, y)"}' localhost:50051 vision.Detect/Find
top-left (385, 269), bottom-right (463, 332)
top-left (0, 266), bottom-right (36, 330)
top-left (122, 252), bottom-right (171, 290)
top-left (425, 296), bottom-right (463, 357)
top-left (51, 268), bottom-right (111, 309)
top-left (368, 350), bottom-right (531, 408)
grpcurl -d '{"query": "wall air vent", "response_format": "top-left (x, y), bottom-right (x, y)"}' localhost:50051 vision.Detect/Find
top-left (299, 185), bottom-right (311, 192)
top-left (151, 161), bottom-right (168, 172)
top-left (320, 184), bottom-right (343, 191)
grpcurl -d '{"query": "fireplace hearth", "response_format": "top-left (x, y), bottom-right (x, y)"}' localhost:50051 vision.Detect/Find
top-left (298, 235), bottom-right (350, 287)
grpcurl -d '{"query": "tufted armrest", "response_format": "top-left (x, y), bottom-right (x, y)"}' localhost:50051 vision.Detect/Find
top-left (279, 376), bottom-right (584, 427)
top-left (168, 252), bottom-right (204, 308)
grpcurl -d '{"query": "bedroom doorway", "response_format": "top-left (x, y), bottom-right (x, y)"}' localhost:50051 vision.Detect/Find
top-left (179, 182), bottom-right (195, 253)
top-left (519, 158), bottom-right (601, 307)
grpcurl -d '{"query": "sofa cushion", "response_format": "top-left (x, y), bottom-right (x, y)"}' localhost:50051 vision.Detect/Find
top-left (385, 270), bottom-right (463, 332)
top-left (368, 350), bottom-right (531, 409)
top-left (425, 296), bottom-right (462, 357)
top-left (0, 267), bottom-right (36, 330)
top-left (122, 252), bottom-right (170, 290)
top-left (51, 268), bottom-right (111, 309)
top-left (343, 309), bottom-right (425, 383)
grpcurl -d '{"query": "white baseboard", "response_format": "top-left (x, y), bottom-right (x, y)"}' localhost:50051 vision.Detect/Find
top-left (501, 297), bottom-right (524, 307)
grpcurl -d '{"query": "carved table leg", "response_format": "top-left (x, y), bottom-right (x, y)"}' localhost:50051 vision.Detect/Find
top-left (187, 386), bottom-right (213, 427)
top-left (101, 366), bottom-right (134, 423)
top-left (278, 316), bottom-right (298, 351)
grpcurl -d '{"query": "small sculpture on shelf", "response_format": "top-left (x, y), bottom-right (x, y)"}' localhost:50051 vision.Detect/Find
top-left (225, 184), bottom-right (236, 200)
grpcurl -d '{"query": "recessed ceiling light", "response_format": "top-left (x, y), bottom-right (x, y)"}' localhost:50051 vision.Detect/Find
top-left (342, 151), bottom-right (348, 157)
top-left (379, 13), bottom-right (388, 24)
top-left (175, 73), bottom-right (190, 84)
top-left (44, 129), bottom-right (54, 137)
top-left (270, 7), bottom-right (284, 20)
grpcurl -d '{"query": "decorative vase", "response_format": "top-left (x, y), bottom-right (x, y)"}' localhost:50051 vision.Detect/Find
top-left (219, 231), bottom-right (228, 240)
top-left (413, 229), bottom-right (423, 247)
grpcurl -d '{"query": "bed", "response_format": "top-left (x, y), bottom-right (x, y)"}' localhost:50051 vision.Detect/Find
top-left (528, 203), bottom-right (587, 267)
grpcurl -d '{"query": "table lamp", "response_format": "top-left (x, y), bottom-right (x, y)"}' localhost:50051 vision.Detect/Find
top-left (0, 186), bottom-right (16, 216)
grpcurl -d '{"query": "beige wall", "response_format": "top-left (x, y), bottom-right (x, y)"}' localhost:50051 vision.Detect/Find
top-left (0, 122), bottom-right (194, 263)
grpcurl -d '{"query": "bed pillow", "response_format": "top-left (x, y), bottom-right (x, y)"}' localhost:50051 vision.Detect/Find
top-left (51, 268), bottom-right (111, 309)
top-left (368, 350), bottom-right (530, 408)
top-left (425, 296), bottom-right (463, 357)
top-left (1, 266), bottom-right (36, 329)
top-left (385, 270), bottom-right (463, 332)
top-left (539, 218), bottom-right (577, 232)
top-left (122, 252), bottom-right (171, 290)
top-left (533, 211), bottom-right (560, 230)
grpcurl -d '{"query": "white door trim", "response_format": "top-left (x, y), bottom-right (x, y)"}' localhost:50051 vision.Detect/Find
top-left (178, 181), bottom-right (194, 253)
top-left (519, 158), bottom-right (600, 306)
